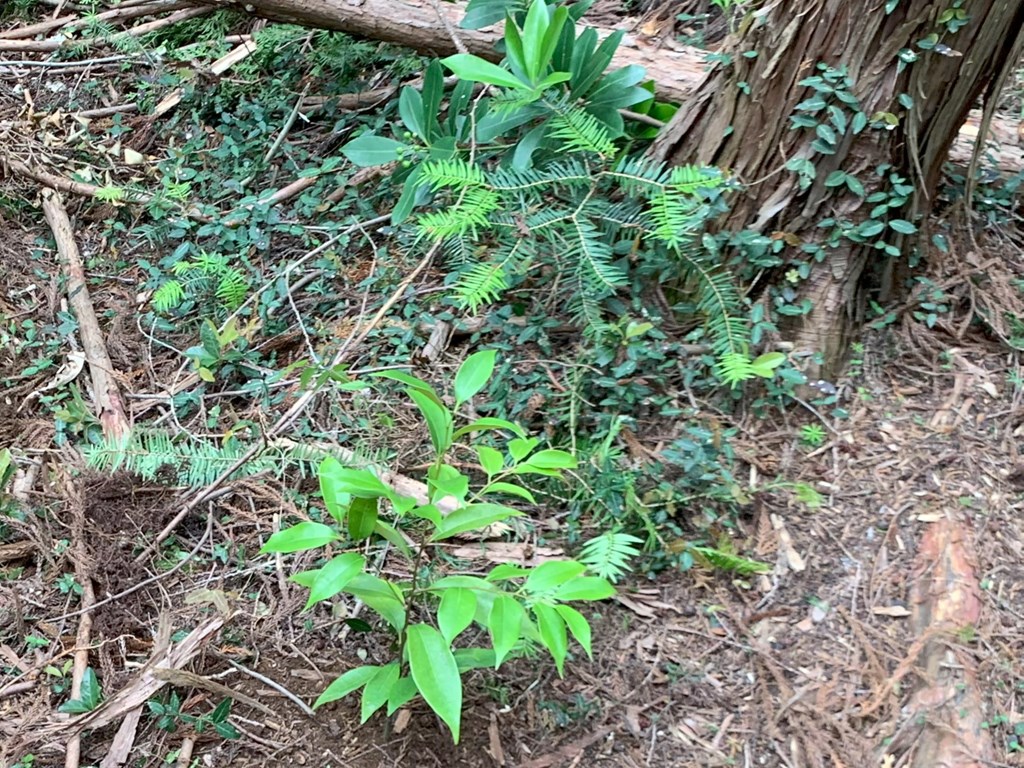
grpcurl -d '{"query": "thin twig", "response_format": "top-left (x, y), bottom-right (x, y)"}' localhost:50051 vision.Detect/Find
top-left (225, 659), bottom-right (315, 717)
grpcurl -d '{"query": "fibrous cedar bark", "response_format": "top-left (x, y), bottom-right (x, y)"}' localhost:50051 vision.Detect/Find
top-left (648, 0), bottom-right (1024, 373)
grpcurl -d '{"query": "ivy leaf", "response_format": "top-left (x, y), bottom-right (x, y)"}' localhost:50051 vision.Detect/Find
top-left (888, 219), bottom-right (917, 234)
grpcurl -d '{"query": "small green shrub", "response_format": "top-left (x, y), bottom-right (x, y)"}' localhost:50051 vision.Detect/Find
top-left (262, 351), bottom-right (629, 742)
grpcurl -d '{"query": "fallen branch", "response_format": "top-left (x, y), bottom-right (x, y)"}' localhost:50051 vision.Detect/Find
top-left (61, 471), bottom-right (97, 768)
top-left (0, 0), bottom-right (190, 40)
top-left (154, 37), bottom-right (259, 116)
top-left (895, 516), bottom-right (994, 768)
top-left (41, 189), bottom-right (131, 440)
top-left (31, 614), bottom-right (232, 744)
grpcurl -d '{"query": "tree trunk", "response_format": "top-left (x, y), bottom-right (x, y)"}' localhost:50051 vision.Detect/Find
top-left (648, 1), bottom-right (1024, 374)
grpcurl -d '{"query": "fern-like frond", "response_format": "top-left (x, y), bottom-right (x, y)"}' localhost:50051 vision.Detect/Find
top-left (580, 531), bottom-right (642, 582)
top-left (452, 261), bottom-right (509, 312)
top-left (216, 268), bottom-right (249, 309)
top-left (569, 216), bottom-right (627, 292)
top-left (691, 544), bottom-right (771, 575)
top-left (420, 158), bottom-right (488, 191)
top-left (673, 246), bottom-right (748, 360)
top-left (417, 187), bottom-right (500, 239)
top-left (548, 107), bottom-right (616, 157)
top-left (83, 430), bottom-right (327, 487)
top-left (152, 280), bottom-right (185, 313)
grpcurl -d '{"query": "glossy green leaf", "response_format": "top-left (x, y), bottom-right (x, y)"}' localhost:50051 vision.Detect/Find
top-left (58, 667), bottom-right (103, 713)
top-left (460, 0), bottom-right (510, 29)
top-left (360, 662), bottom-right (400, 723)
top-left (442, 54), bottom-right (528, 91)
top-left (408, 388), bottom-right (453, 455)
top-left (533, 604), bottom-right (567, 676)
top-left (454, 647), bottom-right (497, 671)
top-left (260, 521), bottom-right (339, 554)
top-left (302, 552), bottom-right (365, 609)
top-left (438, 588), bottom-right (477, 643)
top-left (421, 61), bottom-right (444, 137)
top-left (507, 437), bottom-right (539, 462)
top-left (314, 665), bottom-right (377, 708)
top-left (487, 594), bottom-right (524, 667)
top-left (407, 624), bottom-right (463, 743)
top-left (476, 445), bottom-right (504, 476)
top-left (391, 164), bottom-right (426, 226)
top-left (512, 123), bottom-right (548, 170)
top-left (399, 86), bottom-right (426, 142)
top-left (551, 575), bottom-right (615, 601)
top-left (482, 481), bottom-right (536, 503)
top-left (520, 449), bottom-right (576, 469)
top-left (0, 448), bottom-right (14, 488)
top-left (432, 503), bottom-right (522, 541)
top-left (320, 457), bottom-right (392, 499)
top-left (386, 676), bottom-right (418, 715)
top-left (347, 496), bottom-right (378, 541)
top-left (524, 560), bottom-right (587, 595)
top-left (486, 563), bottom-right (530, 581)
top-left (342, 134), bottom-right (407, 167)
top-left (369, 369), bottom-right (440, 399)
top-left (555, 604), bottom-right (592, 658)
top-left (430, 575), bottom-right (497, 593)
top-left (343, 574), bottom-right (406, 630)
top-left (453, 418), bottom-right (526, 440)
top-left (454, 349), bottom-right (497, 405)
top-left (373, 519), bottom-right (413, 559)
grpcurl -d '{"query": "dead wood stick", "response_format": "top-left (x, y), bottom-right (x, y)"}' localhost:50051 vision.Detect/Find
top-left (154, 37), bottom-right (259, 116)
top-left (0, 5), bottom-right (211, 52)
top-left (41, 189), bottom-right (130, 441)
top-left (63, 474), bottom-right (97, 768)
top-left (30, 614), bottom-right (232, 744)
top-left (5, 157), bottom-right (213, 222)
top-left (0, 0), bottom-right (192, 40)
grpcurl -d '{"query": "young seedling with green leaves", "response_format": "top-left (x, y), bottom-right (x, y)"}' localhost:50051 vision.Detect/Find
top-left (262, 350), bottom-right (625, 743)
